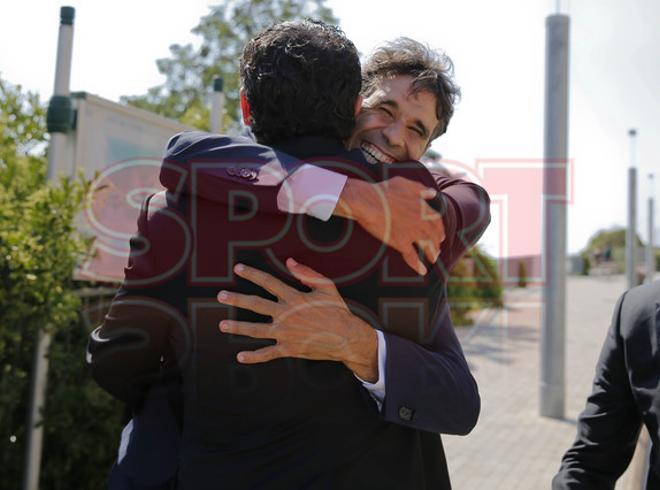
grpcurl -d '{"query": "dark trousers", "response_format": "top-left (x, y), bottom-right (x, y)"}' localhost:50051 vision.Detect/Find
top-left (107, 461), bottom-right (177, 490)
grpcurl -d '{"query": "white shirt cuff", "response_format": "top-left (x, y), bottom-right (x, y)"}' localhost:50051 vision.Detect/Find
top-left (354, 330), bottom-right (387, 411)
top-left (276, 164), bottom-right (347, 221)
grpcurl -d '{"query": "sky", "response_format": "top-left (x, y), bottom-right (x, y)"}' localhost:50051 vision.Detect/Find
top-left (1, 0), bottom-right (659, 257)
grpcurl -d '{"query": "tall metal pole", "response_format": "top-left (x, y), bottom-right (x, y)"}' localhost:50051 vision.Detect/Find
top-left (210, 77), bottom-right (225, 133)
top-left (23, 6), bottom-right (75, 490)
top-left (626, 129), bottom-right (638, 290)
top-left (540, 13), bottom-right (570, 419)
top-left (646, 174), bottom-right (655, 283)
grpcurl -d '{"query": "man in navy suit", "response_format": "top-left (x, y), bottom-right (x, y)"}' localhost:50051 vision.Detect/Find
top-left (90, 21), bottom-right (489, 489)
top-left (553, 280), bottom-right (660, 489)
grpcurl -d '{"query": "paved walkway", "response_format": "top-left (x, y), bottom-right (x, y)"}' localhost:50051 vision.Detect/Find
top-left (443, 274), bottom-right (643, 489)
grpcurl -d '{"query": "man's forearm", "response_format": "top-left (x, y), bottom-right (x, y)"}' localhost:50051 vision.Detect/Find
top-left (334, 178), bottom-right (370, 220)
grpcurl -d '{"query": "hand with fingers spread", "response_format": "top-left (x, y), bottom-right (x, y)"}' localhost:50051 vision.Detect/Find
top-left (335, 176), bottom-right (445, 276)
top-left (217, 258), bottom-right (379, 382)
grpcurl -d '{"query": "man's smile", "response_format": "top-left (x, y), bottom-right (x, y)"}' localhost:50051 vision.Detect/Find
top-left (360, 141), bottom-right (396, 164)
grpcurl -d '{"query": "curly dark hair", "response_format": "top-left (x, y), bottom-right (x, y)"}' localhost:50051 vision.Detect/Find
top-left (362, 38), bottom-right (461, 141)
top-left (239, 20), bottom-right (361, 145)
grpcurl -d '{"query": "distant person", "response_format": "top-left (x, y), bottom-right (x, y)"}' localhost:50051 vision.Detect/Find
top-left (553, 280), bottom-right (660, 489)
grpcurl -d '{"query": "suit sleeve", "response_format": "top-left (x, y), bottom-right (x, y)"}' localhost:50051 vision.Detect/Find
top-left (160, 133), bottom-right (490, 232)
top-left (381, 303), bottom-right (480, 435)
top-left (433, 173), bottom-right (491, 271)
top-left (87, 194), bottom-right (184, 411)
top-left (160, 131), bottom-right (306, 215)
top-left (378, 173), bottom-right (490, 435)
top-left (552, 291), bottom-right (641, 489)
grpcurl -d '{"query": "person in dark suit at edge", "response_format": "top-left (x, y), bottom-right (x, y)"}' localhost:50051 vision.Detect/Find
top-left (553, 279), bottom-right (660, 489)
top-left (88, 21), bottom-right (490, 489)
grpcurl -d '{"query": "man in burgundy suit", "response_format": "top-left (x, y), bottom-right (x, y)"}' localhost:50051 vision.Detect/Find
top-left (89, 22), bottom-right (490, 489)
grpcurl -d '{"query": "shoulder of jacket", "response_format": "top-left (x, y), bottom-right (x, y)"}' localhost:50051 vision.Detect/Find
top-left (618, 280), bottom-right (660, 335)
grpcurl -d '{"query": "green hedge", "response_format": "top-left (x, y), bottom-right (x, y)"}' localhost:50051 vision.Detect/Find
top-left (1, 78), bottom-right (123, 490)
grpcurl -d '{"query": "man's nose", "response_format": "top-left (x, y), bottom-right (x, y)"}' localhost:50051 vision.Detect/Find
top-left (382, 121), bottom-right (405, 148)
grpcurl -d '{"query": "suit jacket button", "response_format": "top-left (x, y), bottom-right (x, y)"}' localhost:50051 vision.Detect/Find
top-left (398, 406), bottom-right (414, 421)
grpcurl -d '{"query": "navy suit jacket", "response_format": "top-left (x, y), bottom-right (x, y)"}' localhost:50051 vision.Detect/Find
top-left (90, 132), bottom-right (490, 489)
top-left (553, 280), bottom-right (660, 489)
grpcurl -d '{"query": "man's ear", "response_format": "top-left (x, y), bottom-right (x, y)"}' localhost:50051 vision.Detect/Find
top-left (354, 95), bottom-right (364, 116)
top-left (240, 88), bottom-right (252, 126)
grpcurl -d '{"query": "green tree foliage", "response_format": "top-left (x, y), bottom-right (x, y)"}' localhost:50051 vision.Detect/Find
top-left (585, 227), bottom-right (643, 251)
top-left (0, 78), bottom-right (47, 192)
top-left (583, 227), bottom-right (644, 273)
top-left (121, 0), bottom-right (338, 132)
top-left (0, 77), bottom-right (123, 489)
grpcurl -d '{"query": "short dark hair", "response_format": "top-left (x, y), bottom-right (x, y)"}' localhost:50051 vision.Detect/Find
top-left (362, 38), bottom-right (461, 141)
top-left (240, 20), bottom-right (361, 145)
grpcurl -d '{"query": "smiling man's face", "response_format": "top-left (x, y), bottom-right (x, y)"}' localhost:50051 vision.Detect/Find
top-left (348, 75), bottom-right (440, 163)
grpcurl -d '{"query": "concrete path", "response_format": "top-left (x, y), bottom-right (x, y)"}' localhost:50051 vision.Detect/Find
top-left (443, 274), bottom-right (643, 489)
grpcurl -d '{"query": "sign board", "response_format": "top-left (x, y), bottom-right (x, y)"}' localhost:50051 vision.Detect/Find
top-left (57, 92), bottom-right (194, 282)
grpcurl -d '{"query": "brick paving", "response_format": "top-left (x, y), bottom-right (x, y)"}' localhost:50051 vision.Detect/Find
top-left (443, 274), bottom-right (642, 489)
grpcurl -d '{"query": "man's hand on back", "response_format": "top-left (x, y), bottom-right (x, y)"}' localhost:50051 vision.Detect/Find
top-left (217, 259), bottom-right (379, 382)
top-left (335, 177), bottom-right (445, 275)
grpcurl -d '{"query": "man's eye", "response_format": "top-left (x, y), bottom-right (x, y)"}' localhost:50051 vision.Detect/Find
top-left (378, 107), bottom-right (394, 118)
top-left (410, 127), bottom-right (424, 137)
